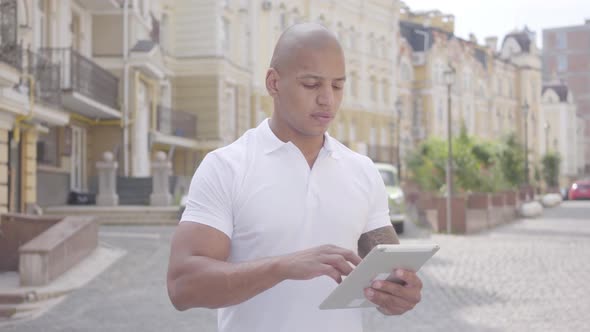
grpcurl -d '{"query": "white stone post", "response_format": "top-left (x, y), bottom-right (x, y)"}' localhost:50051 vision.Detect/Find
top-left (96, 152), bottom-right (119, 206)
top-left (150, 151), bottom-right (172, 206)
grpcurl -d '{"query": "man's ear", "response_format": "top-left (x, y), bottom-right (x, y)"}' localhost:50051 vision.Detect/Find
top-left (266, 68), bottom-right (280, 97)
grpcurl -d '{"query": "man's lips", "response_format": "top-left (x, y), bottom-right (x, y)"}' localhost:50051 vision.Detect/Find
top-left (311, 112), bottom-right (334, 124)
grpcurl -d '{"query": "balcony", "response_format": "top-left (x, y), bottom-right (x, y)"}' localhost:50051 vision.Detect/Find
top-left (24, 49), bottom-right (62, 109)
top-left (156, 105), bottom-right (197, 139)
top-left (150, 105), bottom-right (220, 150)
top-left (367, 145), bottom-right (395, 164)
top-left (0, 0), bottom-right (21, 86)
top-left (39, 48), bottom-right (120, 119)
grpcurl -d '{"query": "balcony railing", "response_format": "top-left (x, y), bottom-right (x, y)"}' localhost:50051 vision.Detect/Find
top-left (157, 105), bottom-right (197, 139)
top-left (39, 48), bottom-right (119, 110)
top-left (0, 0), bottom-right (21, 70)
top-left (24, 49), bottom-right (62, 108)
top-left (367, 145), bottom-right (395, 164)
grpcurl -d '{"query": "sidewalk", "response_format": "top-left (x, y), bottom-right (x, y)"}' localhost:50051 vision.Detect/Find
top-left (0, 244), bottom-right (126, 326)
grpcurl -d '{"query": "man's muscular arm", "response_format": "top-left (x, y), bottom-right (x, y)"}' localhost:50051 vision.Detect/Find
top-left (358, 225), bottom-right (423, 316)
top-left (357, 225), bottom-right (399, 258)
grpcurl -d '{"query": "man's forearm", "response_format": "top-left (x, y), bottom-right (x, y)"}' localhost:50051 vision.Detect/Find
top-left (358, 226), bottom-right (399, 258)
top-left (168, 255), bottom-right (286, 310)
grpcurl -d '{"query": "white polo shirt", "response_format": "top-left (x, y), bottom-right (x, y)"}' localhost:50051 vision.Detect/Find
top-left (181, 118), bottom-right (391, 332)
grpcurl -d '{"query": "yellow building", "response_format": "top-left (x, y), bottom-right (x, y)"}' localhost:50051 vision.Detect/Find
top-left (249, 0), bottom-right (402, 164)
top-left (0, 0), bottom-right (225, 211)
top-left (399, 5), bottom-right (547, 182)
top-left (541, 81), bottom-right (582, 185)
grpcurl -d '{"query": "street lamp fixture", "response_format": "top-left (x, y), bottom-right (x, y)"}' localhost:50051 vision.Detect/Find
top-left (443, 63), bottom-right (456, 234)
top-left (395, 98), bottom-right (403, 180)
top-left (522, 101), bottom-right (530, 184)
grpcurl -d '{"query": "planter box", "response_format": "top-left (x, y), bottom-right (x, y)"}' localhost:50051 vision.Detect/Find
top-left (434, 196), bottom-right (467, 234)
top-left (502, 191), bottom-right (517, 222)
top-left (18, 216), bottom-right (98, 286)
top-left (0, 214), bottom-right (62, 272)
top-left (465, 193), bottom-right (491, 234)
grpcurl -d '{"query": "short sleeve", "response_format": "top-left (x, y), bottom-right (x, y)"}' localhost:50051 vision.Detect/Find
top-left (362, 164), bottom-right (392, 234)
top-left (180, 152), bottom-right (234, 238)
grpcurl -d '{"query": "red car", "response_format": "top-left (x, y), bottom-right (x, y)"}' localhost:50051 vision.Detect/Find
top-left (568, 179), bottom-right (590, 200)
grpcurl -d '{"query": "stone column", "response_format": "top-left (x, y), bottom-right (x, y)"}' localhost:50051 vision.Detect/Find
top-left (96, 152), bottom-right (119, 206)
top-left (150, 151), bottom-right (172, 206)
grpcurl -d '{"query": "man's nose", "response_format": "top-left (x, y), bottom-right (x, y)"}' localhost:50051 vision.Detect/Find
top-left (317, 85), bottom-right (335, 107)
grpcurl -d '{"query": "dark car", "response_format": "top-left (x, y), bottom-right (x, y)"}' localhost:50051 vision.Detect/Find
top-left (568, 179), bottom-right (590, 200)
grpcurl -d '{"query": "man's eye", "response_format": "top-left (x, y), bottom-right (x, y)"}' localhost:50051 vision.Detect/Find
top-left (333, 85), bottom-right (343, 90)
top-left (303, 84), bottom-right (319, 89)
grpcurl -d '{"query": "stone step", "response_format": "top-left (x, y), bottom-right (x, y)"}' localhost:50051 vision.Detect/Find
top-left (0, 296), bottom-right (64, 319)
top-left (44, 206), bottom-right (181, 225)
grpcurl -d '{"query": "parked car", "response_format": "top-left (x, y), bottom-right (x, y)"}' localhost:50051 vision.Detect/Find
top-left (568, 178), bottom-right (590, 200)
top-left (374, 163), bottom-right (405, 234)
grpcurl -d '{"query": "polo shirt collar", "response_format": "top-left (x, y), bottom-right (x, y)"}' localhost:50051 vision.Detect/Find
top-left (260, 118), bottom-right (341, 159)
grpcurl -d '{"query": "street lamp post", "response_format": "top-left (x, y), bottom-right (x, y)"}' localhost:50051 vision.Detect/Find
top-left (395, 98), bottom-right (403, 180)
top-left (544, 122), bottom-right (550, 154)
top-left (444, 64), bottom-right (456, 234)
top-left (522, 102), bottom-right (530, 184)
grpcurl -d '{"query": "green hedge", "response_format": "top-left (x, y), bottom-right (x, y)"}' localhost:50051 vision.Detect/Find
top-left (406, 131), bottom-right (526, 194)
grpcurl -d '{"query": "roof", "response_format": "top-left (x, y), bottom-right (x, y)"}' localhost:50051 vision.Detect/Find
top-left (542, 83), bottom-right (569, 102)
top-left (399, 20), bottom-right (452, 52)
top-left (474, 48), bottom-right (488, 69)
top-left (502, 30), bottom-right (532, 53)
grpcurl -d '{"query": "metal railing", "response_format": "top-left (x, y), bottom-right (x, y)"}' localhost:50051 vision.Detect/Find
top-left (39, 47), bottom-right (119, 110)
top-left (367, 145), bottom-right (395, 164)
top-left (0, 0), bottom-right (21, 70)
top-left (157, 105), bottom-right (197, 139)
top-left (24, 49), bottom-right (62, 108)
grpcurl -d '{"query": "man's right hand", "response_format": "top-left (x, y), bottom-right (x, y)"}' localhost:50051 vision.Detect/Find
top-left (276, 245), bottom-right (362, 283)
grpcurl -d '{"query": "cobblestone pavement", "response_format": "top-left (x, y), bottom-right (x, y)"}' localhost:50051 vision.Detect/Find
top-left (4, 201), bottom-right (590, 332)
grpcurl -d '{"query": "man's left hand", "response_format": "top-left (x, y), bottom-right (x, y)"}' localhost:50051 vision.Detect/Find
top-left (364, 269), bottom-right (423, 316)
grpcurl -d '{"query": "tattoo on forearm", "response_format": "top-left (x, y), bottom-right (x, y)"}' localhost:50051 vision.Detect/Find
top-left (357, 226), bottom-right (400, 258)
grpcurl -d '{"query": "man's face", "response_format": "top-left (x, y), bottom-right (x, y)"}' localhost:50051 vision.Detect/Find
top-left (273, 45), bottom-right (346, 137)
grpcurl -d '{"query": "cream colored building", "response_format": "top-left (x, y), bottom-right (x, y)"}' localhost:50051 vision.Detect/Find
top-left (541, 82), bottom-right (583, 184)
top-left (0, 0), bottom-right (70, 213)
top-left (249, 0), bottom-right (402, 163)
top-left (398, 4), bottom-right (552, 182)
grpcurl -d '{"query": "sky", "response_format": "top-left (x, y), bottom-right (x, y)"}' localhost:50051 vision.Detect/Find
top-left (402, 0), bottom-right (590, 48)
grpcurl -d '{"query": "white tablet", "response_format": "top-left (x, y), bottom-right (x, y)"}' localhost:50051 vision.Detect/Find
top-left (319, 243), bottom-right (440, 310)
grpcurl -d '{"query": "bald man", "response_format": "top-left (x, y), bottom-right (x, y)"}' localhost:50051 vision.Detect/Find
top-left (167, 23), bottom-right (423, 332)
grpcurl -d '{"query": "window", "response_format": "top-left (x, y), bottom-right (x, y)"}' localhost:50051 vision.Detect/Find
top-left (382, 39), bottom-right (389, 58)
top-left (369, 33), bottom-right (377, 55)
top-left (557, 55), bottom-right (567, 72)
top-left (349, 28), bottom-right (356, 50)
top-left (350, 122), bottom-right (356, 141)
top-left (370, 76), bottom-right (377, 101)
top-left (160, 14), bottom-right (169, 54)
top-left (350, 72), bottom-right (358, 98)
top-left (382, 80), bottom-right (390, 104)
top-left (337, 122), bottom-right (344, 138)
top-left (380, 126), bottom-right (387, 145)
top-left (556, 31), bottom-right (567, 49)
top-left (280, 12), bottom-right (288, 30)
top-left (221, 17), bottom-right (230, 54)
top-left (37, 127), bottom-right (59, 167)
top-left (401, 64), bottom-right (411, 82)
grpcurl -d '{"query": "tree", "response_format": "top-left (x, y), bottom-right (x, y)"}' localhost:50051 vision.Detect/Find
top-left (497, 133), bottom-right (525, 187)
top-left (541, 152), bottom-right (561, 188)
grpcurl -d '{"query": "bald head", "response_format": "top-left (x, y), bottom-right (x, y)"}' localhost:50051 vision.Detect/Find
top-left (270, 23), bottom-right (344, 73)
